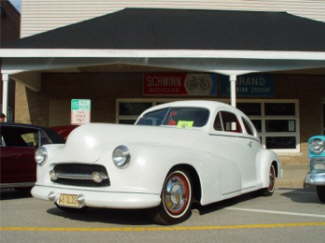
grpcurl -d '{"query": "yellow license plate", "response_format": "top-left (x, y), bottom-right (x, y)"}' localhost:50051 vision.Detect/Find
top-left (58, 194), bottom-right (80, 208)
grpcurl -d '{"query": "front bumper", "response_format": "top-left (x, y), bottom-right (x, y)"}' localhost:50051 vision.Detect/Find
top-left (304, 172), bottom-right (325, 186)
top-left (31, 185), bottom-right (161, 209)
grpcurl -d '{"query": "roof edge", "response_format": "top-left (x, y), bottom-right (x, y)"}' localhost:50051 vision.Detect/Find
top-left (1, 49), bottom-right (325, 60)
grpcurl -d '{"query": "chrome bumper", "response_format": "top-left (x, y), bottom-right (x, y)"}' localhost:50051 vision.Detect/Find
top-left (31, 184), bottom-right (161, 209)
top-left (305, 172), bottom-right (325, 186)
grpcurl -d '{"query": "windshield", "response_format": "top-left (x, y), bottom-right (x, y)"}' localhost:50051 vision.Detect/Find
top-left (136, 107), bottom-right (209, 128)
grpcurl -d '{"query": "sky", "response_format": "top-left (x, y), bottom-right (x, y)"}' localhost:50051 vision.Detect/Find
top-left (9, 0), bottom-right (21, 11)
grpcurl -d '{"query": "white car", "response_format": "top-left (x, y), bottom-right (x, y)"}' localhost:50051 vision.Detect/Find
top-left (32, 100), bottom-right (281, 224)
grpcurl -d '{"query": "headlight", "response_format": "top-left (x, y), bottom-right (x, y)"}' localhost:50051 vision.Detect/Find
top-left (309, 138), bottom-right (325, 154)
top-left (35, 146), bottom-right (48, 165)
top-left (112, 145), bottom-right (130, 168)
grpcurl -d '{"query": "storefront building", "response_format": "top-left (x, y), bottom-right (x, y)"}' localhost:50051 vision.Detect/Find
top-left (1, 6), bottom-right (325, 164)
top-left (40, 70), bottom-right (325, 162)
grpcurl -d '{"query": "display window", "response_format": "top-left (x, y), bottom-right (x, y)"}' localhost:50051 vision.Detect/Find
top-left (117, 99), bottom-right (299, 153)
top-left (237, 100), bottom-right (299, 153)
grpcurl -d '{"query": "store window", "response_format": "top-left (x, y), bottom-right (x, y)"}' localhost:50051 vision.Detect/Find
top-left (118, 102), bottom-right (154, 124)
top-left (265, 103), bottom-right (295, 116)
top-left (237, 101), bottom-right (299, 152)
top-left (251, 120), bottom-right (262, 133)
top-left (117, 99), bottom-right (299, 152)
top-left (237, 103), bottom-right (261, 116)
top-left (265, 120), bottom-right (296, 132)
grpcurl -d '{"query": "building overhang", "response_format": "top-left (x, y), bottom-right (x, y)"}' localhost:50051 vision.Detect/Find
top-left (1, 8), bottom-right (325, 117)
top-left (1, 49), bottom-right (325, 77)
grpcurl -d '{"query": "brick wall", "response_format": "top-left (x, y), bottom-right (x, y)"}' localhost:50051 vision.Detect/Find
top-left (42, 72), bottom-right (143, 126)
top-left (39, 72), bottom-right (325, 128)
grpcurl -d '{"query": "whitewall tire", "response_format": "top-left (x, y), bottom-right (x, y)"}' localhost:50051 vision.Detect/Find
top-left (153, 169), bottom-right (193, 225)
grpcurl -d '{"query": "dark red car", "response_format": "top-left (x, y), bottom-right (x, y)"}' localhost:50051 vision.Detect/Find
top-left (0, 123), bottom-right (65, 190)
top-left (51, 125), bottom-right (78, 140)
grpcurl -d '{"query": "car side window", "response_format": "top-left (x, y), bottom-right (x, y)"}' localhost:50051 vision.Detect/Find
top-left (214, 112), bottom-right (223, 131)
top-left (0, 135), bottom-right (5, 147)
top-left (1, 126), bottom-right (39, 147)
top-left (137, 108), bottom-right (168, 126)
top-left (242, 117), bottom-right (254, 136)
top-left (220, 111), bottom-right (242, 133)
top-left (21, 132), bottom-right (39, 147)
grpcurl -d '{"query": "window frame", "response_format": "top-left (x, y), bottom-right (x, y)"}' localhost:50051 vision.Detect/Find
top-left (242, 116), bottom-right (255, 137)
top-left (218, 111), bottom-right (243, 134)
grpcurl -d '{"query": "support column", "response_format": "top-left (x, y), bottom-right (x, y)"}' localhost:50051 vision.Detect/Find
top-left (1, 73), bottom-right (10, 119)
top-left (230, 74), bottom-right (237, 107)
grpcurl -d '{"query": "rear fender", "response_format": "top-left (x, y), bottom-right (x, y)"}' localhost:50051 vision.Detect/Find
top-left (256, 149), bottom-right (281, 188)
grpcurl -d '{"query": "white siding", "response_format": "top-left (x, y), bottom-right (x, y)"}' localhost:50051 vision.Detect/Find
top-left (21, 0), bottom-right (325, 37)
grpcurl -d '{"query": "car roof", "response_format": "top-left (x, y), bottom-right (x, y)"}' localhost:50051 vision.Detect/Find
top-left (140, 100), bottom-right (242, 116)
top-left (0, 122), bottom-right (48, 130)
top-left (0, 122), bottom-right (66, 143)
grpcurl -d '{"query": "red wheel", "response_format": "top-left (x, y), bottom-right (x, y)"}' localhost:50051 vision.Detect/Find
top-left (153, 170), bottom-right (192, 224)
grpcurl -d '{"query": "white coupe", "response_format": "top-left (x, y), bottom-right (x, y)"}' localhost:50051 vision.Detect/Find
top-left (32, 100), bottom-right (281, 224)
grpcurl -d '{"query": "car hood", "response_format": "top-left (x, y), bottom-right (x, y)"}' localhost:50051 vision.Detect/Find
top-left (58, 123), bottom-right (206, 163)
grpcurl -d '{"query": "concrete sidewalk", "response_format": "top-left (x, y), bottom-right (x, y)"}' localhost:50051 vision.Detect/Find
top-left (277, 163), bottom-right (309, 189)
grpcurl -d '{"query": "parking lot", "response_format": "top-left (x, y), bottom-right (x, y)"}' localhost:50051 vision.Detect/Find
top-left (1, 187), bottom-right (324, 243)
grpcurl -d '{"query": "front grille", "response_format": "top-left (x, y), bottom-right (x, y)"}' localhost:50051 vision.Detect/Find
top-left (52, 163), bottom-right (110, 187)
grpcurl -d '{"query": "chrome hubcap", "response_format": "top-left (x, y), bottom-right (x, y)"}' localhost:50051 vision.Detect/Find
top-left (163, 173), bottom-right (190, 216)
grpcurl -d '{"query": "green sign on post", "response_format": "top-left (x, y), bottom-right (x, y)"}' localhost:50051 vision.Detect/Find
top-left (71, 99), bottom-right (91, 111)
top-left (71, 99), bottom-right (91, 125)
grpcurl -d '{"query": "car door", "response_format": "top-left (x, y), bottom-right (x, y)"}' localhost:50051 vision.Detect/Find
top-left (0, 126), bottom-right (38, 185)
top-left (210, 110), bottom-right (258, 195)
top-left (1, 147), bottom-right (36, 184)
top-left (209, 111), bottom-right (243, 196)
top-left (239, 116), bottom-right (260, 189)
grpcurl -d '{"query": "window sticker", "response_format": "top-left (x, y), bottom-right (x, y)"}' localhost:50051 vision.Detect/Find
top-left (177, 120), bottom-right (194, 128)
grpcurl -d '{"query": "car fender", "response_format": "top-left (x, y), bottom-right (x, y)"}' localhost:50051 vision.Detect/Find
top-left (35, 144), bottom-right (65, 185)
top-left (101, 142), bottom-right (233, 205)
top-left (256, 149), bottom-right (281, 188)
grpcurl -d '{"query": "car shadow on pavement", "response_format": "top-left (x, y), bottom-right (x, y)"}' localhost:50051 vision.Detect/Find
top-left (0, 189), bottom-right (32, 200)
top-left (47, 207), bottom-right (154, 225)
top-left (279, 187), bottom-right (322, 204)
top-left (195, 190), bottom-right (262, 215)
top-left (46, 191), bottom-right (263, 225)
top-left (46, 191), bottom-right (265, 224)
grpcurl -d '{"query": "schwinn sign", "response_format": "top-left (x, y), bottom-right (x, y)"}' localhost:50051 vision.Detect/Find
top-left (143, 73), bottom-right (217, 96)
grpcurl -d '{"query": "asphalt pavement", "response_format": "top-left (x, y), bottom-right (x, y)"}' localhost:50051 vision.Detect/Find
top-left (1, 159), bottom-right (322, 243)
top-left (1, 187), bottom-right (324, 243)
